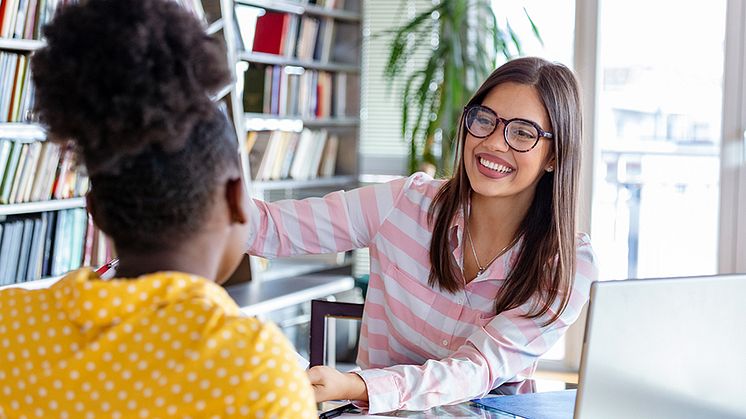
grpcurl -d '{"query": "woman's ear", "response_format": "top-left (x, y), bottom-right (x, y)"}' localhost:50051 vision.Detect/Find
top-left (544, 156), bottom-right (556, 173)
top-left (224, 177), bottom-right (248, 224)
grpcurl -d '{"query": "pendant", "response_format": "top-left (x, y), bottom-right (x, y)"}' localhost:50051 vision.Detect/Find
top-left (475, 268), bottom-right (485, 279)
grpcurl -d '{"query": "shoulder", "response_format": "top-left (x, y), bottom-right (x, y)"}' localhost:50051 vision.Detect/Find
top-left (402, 171), bottom-right (446, 194)
top-left (387, 171), bottom-right (447, 204)
top-left (220, 318), bottom-right (317, 417)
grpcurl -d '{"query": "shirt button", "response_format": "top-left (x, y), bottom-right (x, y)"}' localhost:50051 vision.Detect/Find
top-left (442, 340), bottom-right (449, 346)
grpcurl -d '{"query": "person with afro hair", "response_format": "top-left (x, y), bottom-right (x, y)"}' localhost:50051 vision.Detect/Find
top-left (0, 0), bottom-right (316, 417)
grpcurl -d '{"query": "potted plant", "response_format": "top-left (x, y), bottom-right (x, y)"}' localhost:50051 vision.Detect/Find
top-left (383, 0), bottom-right (540, 176)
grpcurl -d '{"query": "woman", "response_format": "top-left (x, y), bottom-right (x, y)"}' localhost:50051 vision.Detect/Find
top-left (247, 56), bottom-right (598, 413)
top-left (0, 0), bottom-right (316, 417)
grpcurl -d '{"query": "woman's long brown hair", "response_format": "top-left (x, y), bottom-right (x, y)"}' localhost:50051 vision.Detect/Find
top-left (427, 57), bottom-right (583, 325)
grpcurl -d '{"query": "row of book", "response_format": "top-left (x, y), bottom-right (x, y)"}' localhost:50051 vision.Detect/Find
top-left (0, 0), bottom-right (204, 41)
top-left (237, 8), bottom-right (348, 63)
top-left (0, 0), bottom-right (67, 40)
top-left (248, 128), bottom-right (339, 181)
top-left (0, 51), bottom-right (33, 122)
top-left (0, 138), bottom-right (89, 204)
top-left (0, 208), bottom-right (112, 285)
top-left (243, 63), bottom-right (358, 118)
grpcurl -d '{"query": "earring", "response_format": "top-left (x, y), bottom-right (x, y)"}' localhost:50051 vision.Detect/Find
top-left (546, 166), bottom-right (554, 172)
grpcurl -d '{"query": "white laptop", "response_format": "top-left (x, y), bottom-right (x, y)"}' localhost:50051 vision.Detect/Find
top-left (575, 274), bottom-right (746, 419)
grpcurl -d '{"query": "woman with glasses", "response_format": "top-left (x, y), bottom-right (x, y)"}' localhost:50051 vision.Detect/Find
top-left (247, 56), bottom-right (598, 413)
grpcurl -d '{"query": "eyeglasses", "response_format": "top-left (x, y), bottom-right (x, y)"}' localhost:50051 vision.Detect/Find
top-left (464, 105), bottom-right (553, 152)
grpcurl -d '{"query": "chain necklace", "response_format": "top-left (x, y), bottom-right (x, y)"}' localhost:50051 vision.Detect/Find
top-left (465, 225), bottom-right (517, 281)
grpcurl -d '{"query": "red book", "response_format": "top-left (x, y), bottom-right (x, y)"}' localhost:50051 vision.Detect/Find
top-left (252, 11), bottom-right (289, 55)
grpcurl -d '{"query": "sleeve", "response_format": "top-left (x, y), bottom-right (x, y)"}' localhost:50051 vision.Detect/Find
top-left (245, 174), bottom-right (419, 258)
top-left (355, 236), bottom-right (599, 414)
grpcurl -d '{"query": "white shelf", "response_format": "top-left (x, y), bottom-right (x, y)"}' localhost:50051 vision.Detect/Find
top-left (0, 275), bottom-right (62, 291)
top-left (244, 113), bottom-right (359, 131)
top-left (252, 175), bottom-right (355, 191)
top-left (0, 197), bottom-right (86, 216)
top-left (239, 51), bottom-right (359, 73)
top-left (236, 0), bottom-right (361, 21)
top-left (259, 258), bottom-right (352, 281)
top-left (0, 38), bottom-right (45, 52)
top-left (226, 274), bottom-right (355, 317)
top-left (206, 18), bottom-right (224, 35)
top-left (0, 123), bottom-right (46, 141)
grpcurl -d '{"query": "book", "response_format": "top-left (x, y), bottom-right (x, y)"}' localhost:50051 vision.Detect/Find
top-left (0, 140), bottom-right (13, 185)
top-left (471, 390), bottom-right (576, 419)
top-left (295, 16), bottom-right (319, 61)
top-left (51, 208), bottom-right (67, 276)
top-left (243, 63), bottom-right (267, 113)
top-left (25, 215), bottom-right (45, 281)
top-left (69, 208), bottom-right (87, 271)
top-left (248, 131), bottom-right (271, 180)
top-left (289, 129), bottom-right (314, 180)
top-left (16, 218), bottom-right (33, 282)
top-left (0, 140), bottom-right (21, 203)
top-left (318, 134), bottom-right (338, 177)
top-left (9, 55), bottom-right (27, 122)
top-left (40, 209), bottom-right (56, 277)
top-left (0, 224), bottom-right (7, 284)
top-left (234, 4), bottom-right (261, 50)
top-left (306, 129), bottom-right (328, 179)
top-left (279, 132), bottom-right (300, 179)
top-left (252, 11), bottom-right (289, 55)
top-left (19, 140), bottom-right (42, 203)
top-left (4, 220), bottom-right (22, 283)
top-left (7, 142), bottom-right (28, 204)
top-left (283, 15), bottom-right (300, 59)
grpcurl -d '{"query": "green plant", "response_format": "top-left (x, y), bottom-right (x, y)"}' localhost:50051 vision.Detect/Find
top-left (383, 0), bottom-right (540, 176)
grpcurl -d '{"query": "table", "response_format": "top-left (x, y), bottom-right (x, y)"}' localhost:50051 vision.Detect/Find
top-left (225, 275), bottom-right (355, 316)
top-left (319, 379), bottom-right (575, 418)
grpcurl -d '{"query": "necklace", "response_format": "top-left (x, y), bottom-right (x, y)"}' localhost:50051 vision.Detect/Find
top-left (465, 226), bottom-right (516, 280)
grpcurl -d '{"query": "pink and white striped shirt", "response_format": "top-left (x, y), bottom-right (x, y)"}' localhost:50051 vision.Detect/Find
top-left (246, 172), bottom-right (598, 414)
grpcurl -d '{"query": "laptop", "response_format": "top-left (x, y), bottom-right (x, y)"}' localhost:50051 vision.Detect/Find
top-left (574, 274), bottom-right (746, 419)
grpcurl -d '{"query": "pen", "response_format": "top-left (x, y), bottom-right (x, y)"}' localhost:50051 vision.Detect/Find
top-left (95, 258), bottom-right (119, 276)
top-left (319, 402), bottom-right (356, 419)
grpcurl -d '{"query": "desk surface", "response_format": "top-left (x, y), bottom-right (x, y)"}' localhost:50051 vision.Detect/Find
top-left (225, 275), bottom-right (355, 316)
top-left (324, 379), bottom-right (574, 418)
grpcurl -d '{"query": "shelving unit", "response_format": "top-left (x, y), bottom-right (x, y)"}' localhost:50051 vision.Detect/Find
top-left (226, 0), bottom-right (362, 282)
top-left (0, 0), bottom-right (192, 287)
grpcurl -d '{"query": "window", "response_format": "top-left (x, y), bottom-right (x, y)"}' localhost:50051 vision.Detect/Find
top-left (591, 0), bottom-right (727, 281)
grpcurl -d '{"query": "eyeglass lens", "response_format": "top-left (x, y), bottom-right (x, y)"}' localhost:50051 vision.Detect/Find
top-left (465, 106), bottom-right (539, 151)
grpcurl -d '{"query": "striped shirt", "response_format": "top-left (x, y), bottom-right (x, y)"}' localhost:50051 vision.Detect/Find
top-left (246, 172), bottom-right (598, 414)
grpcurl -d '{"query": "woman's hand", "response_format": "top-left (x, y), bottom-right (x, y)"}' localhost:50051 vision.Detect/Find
top-left (307, 366), bottom-right (368, 402)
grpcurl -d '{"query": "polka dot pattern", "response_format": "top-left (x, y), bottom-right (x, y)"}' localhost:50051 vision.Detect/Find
top-left (0, 268), bottom-right (317, 418)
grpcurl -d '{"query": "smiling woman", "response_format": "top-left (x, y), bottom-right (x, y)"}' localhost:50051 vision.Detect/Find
top-left (244, 56), bottom-right (598, 414)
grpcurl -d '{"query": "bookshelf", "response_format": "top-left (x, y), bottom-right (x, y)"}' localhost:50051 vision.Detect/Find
top-left (229, 0), bottom-right (362, 282)
top-left (0, 1), bottom-right (215, 287)
top-left (0, 0), bottom-right (108, 286)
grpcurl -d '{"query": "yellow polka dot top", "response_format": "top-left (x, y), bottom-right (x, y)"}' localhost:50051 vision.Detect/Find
top-left (0, 268), bottom-right (317, 418)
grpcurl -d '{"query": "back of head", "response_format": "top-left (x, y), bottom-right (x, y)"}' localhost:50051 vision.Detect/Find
top-left (31, 0), bottom-right (240, 251)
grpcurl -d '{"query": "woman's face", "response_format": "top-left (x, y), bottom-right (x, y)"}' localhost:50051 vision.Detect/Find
top-left (463, 82), bottom-right (554, 206)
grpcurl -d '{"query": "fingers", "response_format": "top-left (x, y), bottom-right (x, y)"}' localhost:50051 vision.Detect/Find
top-left (307, 365), bottom-right (323, 383)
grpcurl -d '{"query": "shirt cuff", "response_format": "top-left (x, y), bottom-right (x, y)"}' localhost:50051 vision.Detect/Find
top-left (353, 369), bottom-right (402, 414)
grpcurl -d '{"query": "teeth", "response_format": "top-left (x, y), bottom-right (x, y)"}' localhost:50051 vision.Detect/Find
top-left (479, 157), bottom-right (513, 173)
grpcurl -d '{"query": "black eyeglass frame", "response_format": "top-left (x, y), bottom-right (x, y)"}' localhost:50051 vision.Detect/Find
top-left (463, 105), bottom-right (554, 153)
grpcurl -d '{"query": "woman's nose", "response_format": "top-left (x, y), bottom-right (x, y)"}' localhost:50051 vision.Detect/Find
top-left (481, 126), bottom-right (510, 152)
